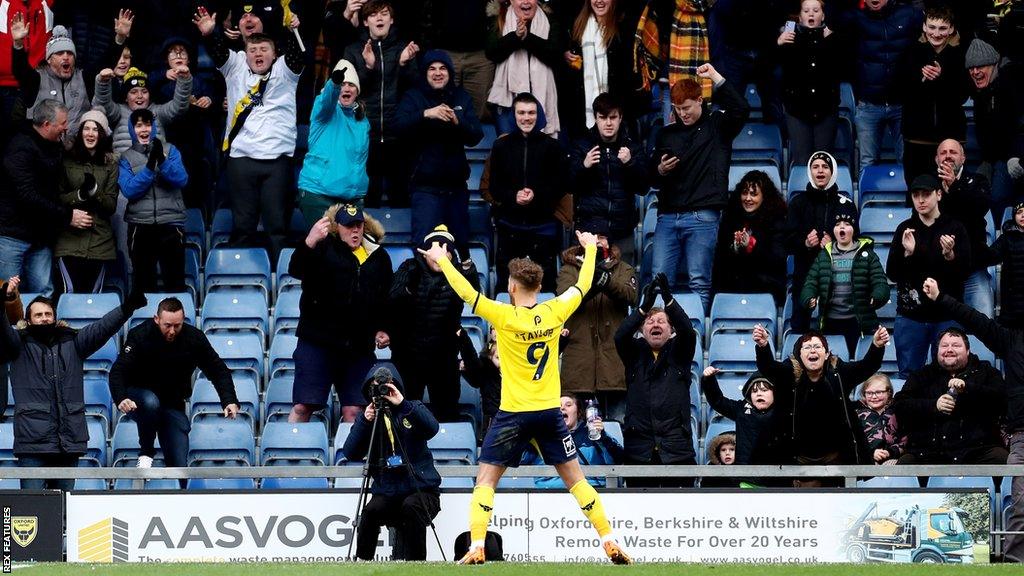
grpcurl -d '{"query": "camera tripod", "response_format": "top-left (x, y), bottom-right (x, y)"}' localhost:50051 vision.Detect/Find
top-left (345, 393), bottom-right (447, 561)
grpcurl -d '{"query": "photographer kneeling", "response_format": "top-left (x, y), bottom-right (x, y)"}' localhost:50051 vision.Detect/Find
top-left (342, 363), bottom-right (442, 561)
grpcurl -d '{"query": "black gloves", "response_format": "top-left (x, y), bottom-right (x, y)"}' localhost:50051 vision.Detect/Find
top-left (638, 279), bottom-right (658, 314)
top-left (655, 272), bottom-right (673, 305)
top-left (121, 286), bottom-right (148, 315)
top-left (331, 66), bottom-right (347, 85)
top-left (146, 139), bottom-right (165, 171)
top-left (77, 173), bottom-right (97, 202)
top-left (592, 264), bottom-right (611, 291)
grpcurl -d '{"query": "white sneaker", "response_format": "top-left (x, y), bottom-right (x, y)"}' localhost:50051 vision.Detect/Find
top-left (136, 455), bottom-right (153, 468)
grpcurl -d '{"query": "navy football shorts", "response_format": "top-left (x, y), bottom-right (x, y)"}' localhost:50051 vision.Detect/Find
top-left (478, 408), bottom-right (578, 467)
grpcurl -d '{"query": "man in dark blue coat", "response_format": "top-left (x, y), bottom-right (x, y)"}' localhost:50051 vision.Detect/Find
top-left (343, 363), bottom-right (441, 561)
top-left (393, 49), bottom-right (483, 261)
top-left (842, 0), bottom-right (923, 174)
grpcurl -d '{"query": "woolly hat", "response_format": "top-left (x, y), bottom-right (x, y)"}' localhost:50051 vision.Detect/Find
top-left (79, 108), bottom-right (110, 135)
top-left (233, 0), bottom-right (283, 32)
top-left (46, 25), bottom-right (76, 60)
top-left (122, 67), bottom-right (148, 96)
top-left (332, 59), bottom-right (360, 92)
top-left (421, 224), bottom-right (455, 253)
top-left (964, 38), bottom-right (1000, 69)
top-left (833, 201), bottom-right (859, 238)
top-left (741, 372), bottom-right (775, 404)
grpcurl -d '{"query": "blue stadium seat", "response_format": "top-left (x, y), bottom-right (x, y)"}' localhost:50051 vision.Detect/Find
top-left (855, 336), bottom-right (898, 374)
top-left (84, 374), bottom-right (113, 432)
top-left (427, 422), bottom-right (477, 465)
top-left (384, 245), bottom-right (415, 272)
top-left (0, 479), bottom-right (19, 488)
top-left (458, 377), bottom-right (484, 432)
top-left (786, 163), bottom-right (854, 201)
top-left (890, 378), bottom-right (906, 394)
top-left (603, 421), bottom-right (624, 446)
top-left (74, 478), bottom-right (109, 491)
top-left (187, 478), bottom-right (258, 490)
top-left (260, 422), bottom-right (329, 466)
top-left (838, 83), bottom-right (855, 122)
top-left (365, 208), bottom-right (413, 245)
top-left (440, 477), bottom-right (476, 489)
top-left (497, 475), bottom-right (536, 489)
top-left (858, 163), bottom-right (906, 209)
top-left (783, 333), bottom-right (850, 361)
top-left (640, 206), bottom-right (658, 251)
top-left (0, 422), bottom-right (15, 466)
top-left (56, 293), bottom-right (122, 331)
top-left (111, 420), bottom-right (163, 467)
top-left (84, 338), bottom-right (119, 375)
top-left (708, 333), bottom-right (758, 372)
top-left (207, 333), bottom-right (265, 384)
top-left (262, 477), bottom-right (330, 489)
top-left (189, 375), bottom-right (259, 430)
top-left (333, 422), bottom-right (355, 464)
top-left (129, 292), bottom-right (196, 330)
top-left (271, 289), bottom-right (302, 337)
top-left (184, 208), bottom-right (206, 255)
top-left (466, 124), bottom-right (497, 162)
top-left (276, 248), bottom-right (301, 295)
top-left (185, 248), bottom-right (201, 305)
top-left (187, 420), bottom-right (256, 466)
top-left (269, 334), bottom-right (298, 379)
top-left (112, 478), bottom-right (181, 490)
top-left (731, 124), bottom-right (783, 167)
top-left (200, 290), bottom-right (269, 341)
top-left (2, 387), bottom-right (12, 421)
top-left (468, 201), bottom-right (493, 257)
top-left (859, 206), bottom-right (911, 247)
top-left (210, 208), bottom-right (233, 248)
top-left (264, 375), bottom-right (332, 430)
top-left (967, 335), bottom-right (996, 365)
top-left (81, 419), bottom-right (108, 467)
top-left (728, 165), bottom-right (783, 195)
top-left (468, 246), bottom-right (491, 295)
top-left (743, 84), bottom-right (761, 116)
top-left (857, 476), bottom-right (919, 488)
top-left (204, 248), bottom-right (272, 302)
top-left (709, 293), bottom-right (776, 337)
top-left (468, 160), bottom-right (485, 190)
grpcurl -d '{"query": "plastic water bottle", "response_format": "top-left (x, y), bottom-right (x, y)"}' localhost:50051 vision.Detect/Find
top-left (585, 400), bottom-right (601, 441)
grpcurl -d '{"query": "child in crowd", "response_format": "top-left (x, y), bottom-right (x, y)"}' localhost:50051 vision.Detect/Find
top-left (704, 431), bottom-right (738, 488)
top-left (701, 367), bottom-right (785, 486)
top-left (986, 201), bottom-right (1024, 327)
top-left (855, 373), bottom-right (905, 465)
top-left (800, 205), bottom-right (890, 353)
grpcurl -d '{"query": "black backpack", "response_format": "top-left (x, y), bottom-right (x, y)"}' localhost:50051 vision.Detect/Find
top-left (453, 531), bottom-right (504, 561)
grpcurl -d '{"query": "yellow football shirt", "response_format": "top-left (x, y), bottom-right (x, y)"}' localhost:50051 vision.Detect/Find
top-left (438, 245), bottom-right (596, 412)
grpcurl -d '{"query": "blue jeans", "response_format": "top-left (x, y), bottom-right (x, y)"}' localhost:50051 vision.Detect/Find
top-left (126, 387), bottom-right (190, 468)
top-left (894, 316), bottom-right (958, 378)
top-left (855, 102), bottom-right (903, 175)
top-left (411, 187), bottom-right (470, 257)
top-left (651, 210), bottom-right (720, 312)
top-left (18, 452), bottom-right (79, 490)
top-left (0, 236), bottom-right (53, 295)
top-left (963, 269), bottom-right (995, 320)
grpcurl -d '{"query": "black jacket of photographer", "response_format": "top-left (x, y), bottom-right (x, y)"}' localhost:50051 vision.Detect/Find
top-left (893, 353), bottom-right (1005, 463)
top-left (342, 371), bottom-right (442, 496)
top-left (613, 297), bottom-right (697, 463)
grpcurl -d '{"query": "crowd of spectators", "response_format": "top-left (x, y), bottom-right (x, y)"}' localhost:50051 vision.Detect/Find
top-left (0, 0), bottom-right (1023, 561)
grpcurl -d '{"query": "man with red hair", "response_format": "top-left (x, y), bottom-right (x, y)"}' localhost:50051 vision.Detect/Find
top-left (650, 63), bottom-right (749, 312)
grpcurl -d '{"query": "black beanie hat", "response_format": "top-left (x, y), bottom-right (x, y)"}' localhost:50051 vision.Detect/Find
top-left (833, 203), bottom-right (859, 238)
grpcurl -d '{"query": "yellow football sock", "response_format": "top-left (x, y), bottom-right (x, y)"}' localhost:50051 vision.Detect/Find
top-left (469, 485), bottom-right (496, 543)
top-left (569, 479), bottom-right (611, 538)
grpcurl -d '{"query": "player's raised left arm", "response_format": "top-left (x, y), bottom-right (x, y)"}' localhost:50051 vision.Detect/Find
top-left (420, 241), bottom-right (502, 321)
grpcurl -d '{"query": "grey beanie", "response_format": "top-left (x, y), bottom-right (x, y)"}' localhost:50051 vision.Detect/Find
top-left (46, 25), bottom-right (76, 60)
top-left (964, 38), bottom-right (999, 69)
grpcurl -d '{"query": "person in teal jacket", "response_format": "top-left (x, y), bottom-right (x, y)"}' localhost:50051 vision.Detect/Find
top-left (520, 393), bottom-right (624, 489)
top-left (297, 59), bottom-right (370, 228)
top-left (800, 206), bottom-right (890, 353)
